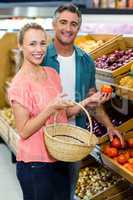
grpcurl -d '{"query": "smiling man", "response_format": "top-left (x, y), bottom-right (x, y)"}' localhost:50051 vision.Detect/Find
top-left (42, 3), bottom-right (124, 200)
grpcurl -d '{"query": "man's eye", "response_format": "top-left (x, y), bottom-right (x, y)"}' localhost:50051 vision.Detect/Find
top-left (71, 23), bottom-right (79, 28)
top-left (60, 21), bottom-right (67, 25)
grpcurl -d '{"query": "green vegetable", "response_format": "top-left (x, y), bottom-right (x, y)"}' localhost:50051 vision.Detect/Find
top-left (129, 71), bottom-right (133, 76)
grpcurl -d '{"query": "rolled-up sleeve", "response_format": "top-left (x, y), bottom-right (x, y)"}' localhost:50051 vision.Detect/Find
top-left (8, 82), bottom-right (32, 113)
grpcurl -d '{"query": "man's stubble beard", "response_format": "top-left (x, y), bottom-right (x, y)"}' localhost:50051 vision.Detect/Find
top-left (56, 35), bottom-right (75, 46)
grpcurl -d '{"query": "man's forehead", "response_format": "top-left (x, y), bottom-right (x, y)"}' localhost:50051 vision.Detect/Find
top-left (57, 11), bottom-right (79, 20)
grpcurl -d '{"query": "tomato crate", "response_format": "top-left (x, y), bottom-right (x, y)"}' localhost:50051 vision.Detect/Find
top-left (91, 36), bottom-right (133, 83)
top-left (101, 131), bottom-right (133, 184)
top-left (98, 118), bottom-right (133, 144)
top-left (75, 34), bottom-right (121, 54)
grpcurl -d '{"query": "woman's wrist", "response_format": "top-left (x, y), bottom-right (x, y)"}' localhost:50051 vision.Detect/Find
top-left (45, 105), bottom-right (55, 116)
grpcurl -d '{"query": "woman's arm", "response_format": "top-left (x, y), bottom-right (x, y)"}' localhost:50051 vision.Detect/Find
top-left (12, 94), bottom-right (73, 139)
top-left (12, 101), bottom-right (54, 139)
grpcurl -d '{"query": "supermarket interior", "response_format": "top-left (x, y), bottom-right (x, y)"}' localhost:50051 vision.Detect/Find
top-left (0, 0), bottom-right (133, 200)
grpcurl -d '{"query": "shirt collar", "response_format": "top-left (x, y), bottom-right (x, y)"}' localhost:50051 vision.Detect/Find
top-left (47, 41), bottom-right (86, 58)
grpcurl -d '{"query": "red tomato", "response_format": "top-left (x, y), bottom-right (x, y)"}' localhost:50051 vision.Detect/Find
top-left (106, 147), bottom-right (118, 158)
top-left (127, 138), bottom-right (133, 148)
top-left (101, 85), bottom-right (113, 94)
top-left (117, 154), bottom-right (128, 165)
top-left (111, 137), bottom-right (122, 149)
top-left (124, 151), bottom-right (130, 160)
top-left (103, 145), bottom-right (111, 155)
top-left (129, 149), bottom-right (133, 158)
top-left (124, 163), bottom-right (133, 173)
top-left (128, 158), bottom-right (133, 164)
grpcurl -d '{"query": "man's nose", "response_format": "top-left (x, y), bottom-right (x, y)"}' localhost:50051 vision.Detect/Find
top-left (65, 24), bottom-right (71, 31)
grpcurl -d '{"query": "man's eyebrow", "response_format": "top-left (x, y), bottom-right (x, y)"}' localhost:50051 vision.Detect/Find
top-left (59, 19), bottom-right (79, 23)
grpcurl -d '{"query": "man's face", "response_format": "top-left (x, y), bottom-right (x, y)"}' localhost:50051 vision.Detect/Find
top-left (53, 11), bottom-right (80, 45)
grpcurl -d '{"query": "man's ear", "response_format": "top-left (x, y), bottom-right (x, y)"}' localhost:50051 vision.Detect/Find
top-left (52, 20), bottom-right (56, 30)
top-left (77, 24), bottom-right (81, 32)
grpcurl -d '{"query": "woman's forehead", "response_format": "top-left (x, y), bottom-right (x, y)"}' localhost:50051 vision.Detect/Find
top-left (24, 29), bottom-right (46, 40)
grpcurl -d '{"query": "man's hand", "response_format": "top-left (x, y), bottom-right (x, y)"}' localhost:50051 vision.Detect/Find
top-left (83, 91), bottom-right (112, 109)
top-left (108, 127), bottom-right (125, 148)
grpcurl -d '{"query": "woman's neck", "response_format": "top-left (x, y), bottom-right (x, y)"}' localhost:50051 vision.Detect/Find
top-left (20, 62), bottom-right (41, 76)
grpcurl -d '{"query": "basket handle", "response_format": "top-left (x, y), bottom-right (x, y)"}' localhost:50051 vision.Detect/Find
top-left (54, 101), bottom-right (93, 134)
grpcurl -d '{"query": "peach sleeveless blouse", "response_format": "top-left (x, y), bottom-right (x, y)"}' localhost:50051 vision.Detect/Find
top-left (8, 67), bottom-right (67, 162)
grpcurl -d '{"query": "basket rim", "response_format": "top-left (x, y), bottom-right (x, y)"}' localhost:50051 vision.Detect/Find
top-left (44, 123), bottom-right (97, 148)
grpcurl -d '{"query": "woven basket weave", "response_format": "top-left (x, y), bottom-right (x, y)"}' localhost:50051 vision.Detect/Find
top-left (44, 102), bottom-right (98, 162)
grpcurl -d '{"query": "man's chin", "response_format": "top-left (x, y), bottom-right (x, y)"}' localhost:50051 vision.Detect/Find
top-left (61, 40), bottom-right (74, 46)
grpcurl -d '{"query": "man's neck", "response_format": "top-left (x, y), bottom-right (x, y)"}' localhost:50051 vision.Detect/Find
top-left (54, 39), bottom-right (74, 57)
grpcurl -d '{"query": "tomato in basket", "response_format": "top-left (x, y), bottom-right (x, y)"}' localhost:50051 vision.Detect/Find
top-left (101, 85), bottom-right (113, 94)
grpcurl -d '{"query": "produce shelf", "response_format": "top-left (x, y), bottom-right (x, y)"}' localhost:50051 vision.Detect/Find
top-left (101, 131), bottom-right (133, 184)
top-left (91, 36), bottom-right (133, 83)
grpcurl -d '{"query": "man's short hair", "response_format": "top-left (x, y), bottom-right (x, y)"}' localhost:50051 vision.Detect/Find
top-left (53, 3), bottom-right (82, 25)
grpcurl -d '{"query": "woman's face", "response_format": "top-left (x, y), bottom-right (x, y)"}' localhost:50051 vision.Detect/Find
top-left (21, 28), bottom-right (47, 66)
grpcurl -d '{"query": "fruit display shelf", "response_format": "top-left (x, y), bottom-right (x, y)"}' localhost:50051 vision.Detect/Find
top-left (75, 34), bottom-right (121, 54)
top-left (0, 109), bottom-right (19, 155)
top-left (91, 36), bottom-right (133, 83)
top-left (115, 81), bottom-right (133, 101)
top-left (101, 131), bottom-right (133, 184)
top-left (76, 155), bottom-right (130, 200)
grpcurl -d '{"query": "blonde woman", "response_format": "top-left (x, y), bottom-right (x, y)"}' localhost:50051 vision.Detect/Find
top-left (8, 23), bottom-right (105, 200)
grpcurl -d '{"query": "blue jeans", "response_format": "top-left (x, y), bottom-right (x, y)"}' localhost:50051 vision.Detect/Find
top-left (16, 161), bottom-right (71, 200)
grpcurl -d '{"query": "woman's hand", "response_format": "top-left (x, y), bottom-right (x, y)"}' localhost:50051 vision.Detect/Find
top-left (47, 93), bottom-right (74, 114)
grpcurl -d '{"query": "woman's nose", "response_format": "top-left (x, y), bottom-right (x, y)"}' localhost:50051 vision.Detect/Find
top-left (36, 45), bottom-right (44, 51)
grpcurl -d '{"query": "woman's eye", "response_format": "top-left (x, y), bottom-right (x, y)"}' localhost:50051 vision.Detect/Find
top-left (41, 42), bottom-right (47, 47)
top-left (30, 42), bottom-right (36, 46)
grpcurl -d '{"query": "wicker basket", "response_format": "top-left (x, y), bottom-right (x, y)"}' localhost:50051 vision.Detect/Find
top-left (44, 102), bottom-right (98, 162)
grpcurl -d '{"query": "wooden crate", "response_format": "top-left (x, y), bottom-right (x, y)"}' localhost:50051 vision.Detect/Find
top-left (115, 85), bottom-right (133, 101)
top-left (92, 180), bottom-right (130, 200)
top-left (108, 187), bottom-right (133, 200)
top-left (75, 34), bottom-right (122, 54)
top-left (91, 36), bottom-right (133, 83)
top-left (0, 110), bottom-right (19, 154)
top-left (98, 118), bottom-right (133, 144)
top-left (101, 131), bottom-right (133, 184)
top-left (0, 115), bottom-right (9, 143)
top-left (78, 156), bottom-right (130, 200)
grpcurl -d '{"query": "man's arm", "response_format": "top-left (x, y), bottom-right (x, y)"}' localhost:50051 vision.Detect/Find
top-left (87, 88), bottom-right (124, 146)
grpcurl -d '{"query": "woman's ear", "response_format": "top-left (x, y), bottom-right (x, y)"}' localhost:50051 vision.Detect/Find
top-left (18, 44), bottom-right (22, 51)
